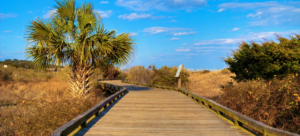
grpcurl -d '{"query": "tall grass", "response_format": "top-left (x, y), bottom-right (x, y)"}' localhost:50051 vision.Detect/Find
top-left (187, 69), bottom-right (236, 99)
top-left (0, 65), bottom-right (106, 135)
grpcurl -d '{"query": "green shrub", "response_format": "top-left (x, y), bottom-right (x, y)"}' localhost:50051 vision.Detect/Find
top-left (224, 34), bottom-right (300, 81)
top-left (0, 59), bottom-right (33, 69)
top-left (151, 65), bottom-right (189, 87)
top-left (220, 68), bottom-right (231, 74)
top-left (201, 70), bottom-right (210, 74)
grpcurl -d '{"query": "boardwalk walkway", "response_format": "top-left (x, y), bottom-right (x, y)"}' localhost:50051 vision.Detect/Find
top-left (76, 80), bottom-right (253, 136)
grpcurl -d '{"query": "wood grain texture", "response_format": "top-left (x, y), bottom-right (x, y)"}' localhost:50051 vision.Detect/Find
top-left (76, 80), bottom-right (253, 136)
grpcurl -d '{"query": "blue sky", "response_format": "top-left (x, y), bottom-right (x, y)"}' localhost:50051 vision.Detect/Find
top-left (0, 0), bottom-right (300, 70)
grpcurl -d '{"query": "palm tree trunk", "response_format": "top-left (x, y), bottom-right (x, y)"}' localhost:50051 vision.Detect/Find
top-left (69, 64), bottom-right (93, 97)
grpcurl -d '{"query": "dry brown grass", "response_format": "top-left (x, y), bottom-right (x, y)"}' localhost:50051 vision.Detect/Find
top-left (186, 69), bottom-right (236, 99)
top-left (0, 66), bottom-right (106, 135)
top-left (217, 75), bottom-right (300, 134)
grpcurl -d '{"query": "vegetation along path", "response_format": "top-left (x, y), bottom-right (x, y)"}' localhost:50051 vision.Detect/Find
top-left (76, 80), bottom-right (253, 136)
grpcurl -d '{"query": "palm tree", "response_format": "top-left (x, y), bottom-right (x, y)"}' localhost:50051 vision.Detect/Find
top-left (25, 0), bottom-right (134, 97)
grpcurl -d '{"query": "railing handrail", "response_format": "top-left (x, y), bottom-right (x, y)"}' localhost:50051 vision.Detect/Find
top-left (121, 80), bottom-right (299, 136)
top-left (97, 79), bottom-right (125, 81)
top-left (51, 82), bottom-right (127, 136)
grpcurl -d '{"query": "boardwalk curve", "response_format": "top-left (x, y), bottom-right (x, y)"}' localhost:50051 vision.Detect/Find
top-left (76, 80), bottom-right (253, 136)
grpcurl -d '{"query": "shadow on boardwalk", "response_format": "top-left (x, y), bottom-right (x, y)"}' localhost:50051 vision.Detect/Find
top-left (122, 85), bottom-right (152, 91)
top-left (74, 91), bottom-right (129, 136)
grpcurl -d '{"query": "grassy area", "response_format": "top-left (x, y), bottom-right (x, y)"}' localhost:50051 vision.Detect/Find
top-left (187, 69), bottom-right (235, 99)
top-left (0, 65), bottom-right (106, 135)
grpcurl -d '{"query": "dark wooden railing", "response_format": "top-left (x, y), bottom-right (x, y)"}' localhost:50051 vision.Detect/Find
top-left (51, 81), bottom-right (127, 136)
top-left (121, 80), bottom-right (299, 136)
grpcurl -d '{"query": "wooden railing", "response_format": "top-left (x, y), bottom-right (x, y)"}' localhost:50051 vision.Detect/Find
top-left (121, 80), bottom-right (299, 136)
top-left (51, 82), bottom-right (127, 136)
top-left (98, 79), bottom-right (125, 81)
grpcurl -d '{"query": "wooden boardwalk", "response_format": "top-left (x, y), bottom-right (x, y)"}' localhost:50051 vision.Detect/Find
top-left (76, 80), bottom-right (253, 136)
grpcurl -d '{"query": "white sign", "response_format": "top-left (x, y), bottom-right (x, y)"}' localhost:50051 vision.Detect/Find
top-left (175, 64), bottom-right (183, 77)
top-left (4, 65), bottom-right (7, 68)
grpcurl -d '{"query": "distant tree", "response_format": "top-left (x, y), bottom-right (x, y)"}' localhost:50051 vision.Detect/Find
top-left (224, 34), bottom-right (300, 81)
top-left (25, 0), bottom-right (134, 97)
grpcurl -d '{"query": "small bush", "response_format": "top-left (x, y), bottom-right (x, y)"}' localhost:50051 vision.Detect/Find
top-left (151, 65), bottom-right (189, 87)
top-left (151, 75), bottom-right (178, 86)
top-left (2, 74), bottom-right (11, 81)
top-left (102, 66), bottom-right (120, 79)
top-left (201, 70), bottom-right (210, 74)
top-left (220, 68), bottom-right (231, 74)
top-left (126, 65), bottom-right (156, 84)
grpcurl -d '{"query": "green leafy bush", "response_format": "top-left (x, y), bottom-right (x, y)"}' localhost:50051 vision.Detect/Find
top-left (151, 65), bottom-right (189, 87)
top-left (224, 34), bottom-right (300, 81)
top-left (220, 68), bottom-right (231, 74)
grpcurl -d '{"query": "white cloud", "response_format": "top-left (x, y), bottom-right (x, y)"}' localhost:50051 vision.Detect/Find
top-left (219, 2), bottom-right (300, 26)
top-left (218, 8), bottom-right (225, 12)
top-left (174, 31), bottom-right (197, 36)
top-left (118, 13), bottom-right (164, 20)
top-left (194, 29), bottom-right (300, 46)
top-left (4, 30), bottom-right (11, 33)
top-left (115, 0), bottom-right (207, 11)
top-left (176, 48), bottom-right (190, 52)
top-left (129, 33), bottom-right (138, 36)
top-left (247, 12), bottom-right (262, 18)
top-left (170, 20), bottom-right (177, 22)
top-left (182, 43), bottom-right (187, 45)
top-left (194, 39), bottom-right (240, 45)
top-left (143, 27), bottom-right (190, 34)
top-left (170, 37), bottom-right (180, 40)
top-left (0, 13), bottom-right (18, 19)
top-left (43, 9), bottom-right (56, 19)
top-left (219, 1), bottom-right (279, 9)
top-left (100, 1), bottom-right (109, 4)
top-left (231, 27), bottom-right (240, 31)
top-left (96, 10), bottom-right (113, 18)
top-left (27, 10), bottom-right (39, 14)
top-left (186, 9), bottom-right (192, 12)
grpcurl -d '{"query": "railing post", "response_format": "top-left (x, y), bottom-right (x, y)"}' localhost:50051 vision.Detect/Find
top-left (178, 75), bottom-right (181, 88)
top-left (81, 121), bottom-right (86, 128)
top-left (216, 110), bottom-right (221, 115)
top-left (234, 116), bottom-right (242, 127)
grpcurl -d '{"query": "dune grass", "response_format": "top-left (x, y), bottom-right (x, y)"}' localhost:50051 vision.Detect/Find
top-left (0, 65), bottom-right (106, 135)
top-left (186, 69), bottom-right (236, 99)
